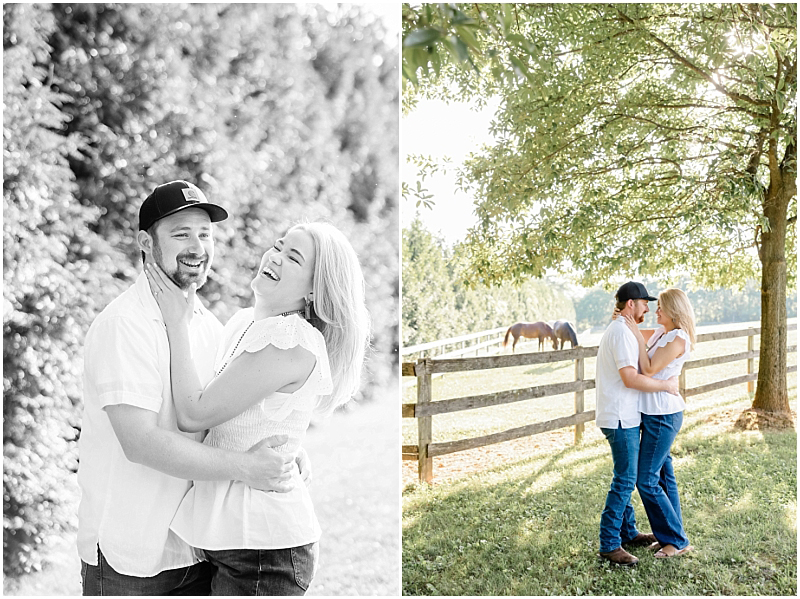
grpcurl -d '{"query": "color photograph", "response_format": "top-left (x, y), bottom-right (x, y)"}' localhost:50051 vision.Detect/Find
top-left (402, 3), bottom-right (796, 595)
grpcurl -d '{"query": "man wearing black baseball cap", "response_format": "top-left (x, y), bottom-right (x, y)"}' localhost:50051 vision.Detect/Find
top-left (77, 180), bottom-right (300, 594)
top-left (137, 180), bottom-right (228, 290)
top-left (594, 281), bottom-right (679, 566)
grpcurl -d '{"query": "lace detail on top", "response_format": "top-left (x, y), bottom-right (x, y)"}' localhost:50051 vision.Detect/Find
top-left (647, 326), bottom-right (691, 379)
top-left (204, 308), bottom-right (332, 453)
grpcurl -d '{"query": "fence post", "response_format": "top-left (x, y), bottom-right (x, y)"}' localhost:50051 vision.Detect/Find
top-left (747, 331), bottom-right (755, 393)
top-left (679, 369), bottom-right (686, 397)
top-left (417, 357), bottom-right (433, 483)
top-left (574, 354), bottom-right (585, 444)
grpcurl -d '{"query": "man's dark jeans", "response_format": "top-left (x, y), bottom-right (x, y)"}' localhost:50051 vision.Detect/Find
top-left (204, 543), bottom-right (317, 596)
top-left (81, 547), bottom-right (215, 595)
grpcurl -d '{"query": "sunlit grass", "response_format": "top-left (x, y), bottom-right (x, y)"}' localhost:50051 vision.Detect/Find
top-left (403, 417), bottom-right (797, 596)
top-left (403, 324), bottom-right (797, 595)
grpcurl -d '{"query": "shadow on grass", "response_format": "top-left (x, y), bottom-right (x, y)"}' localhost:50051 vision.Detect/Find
top-left (521, 362), bottom-right (567, 377)
top-left (403, 427), bottom-right (797, 596)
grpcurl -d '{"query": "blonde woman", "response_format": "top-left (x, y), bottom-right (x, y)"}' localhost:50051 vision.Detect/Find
top-left (621, 288), bottom-right (695, 559)
top-left (146, 222), bottom-right (370, 594)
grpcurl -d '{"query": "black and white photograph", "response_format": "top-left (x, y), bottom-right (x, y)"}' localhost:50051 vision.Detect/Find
top-left (4, 3), bottom-right (400, 596)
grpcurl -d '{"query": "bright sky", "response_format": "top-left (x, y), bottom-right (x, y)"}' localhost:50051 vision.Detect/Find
top-left (402, 97), bottom-right (499, 245)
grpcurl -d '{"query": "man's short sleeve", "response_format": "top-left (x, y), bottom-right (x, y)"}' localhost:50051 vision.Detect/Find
top-left (86, 315), bottom-right (164, 413)
top-left (610, 325), bottom-right (640, 371)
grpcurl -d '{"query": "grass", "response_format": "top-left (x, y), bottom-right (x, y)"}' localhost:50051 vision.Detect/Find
top-left (402, 325), bottom-right (797, 595)
top-left (402, 409), bottom-right (797, 595)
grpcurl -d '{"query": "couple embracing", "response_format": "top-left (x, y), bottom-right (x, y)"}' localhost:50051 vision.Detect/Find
top-left (596, 281), bottom-right (696, 566)
top-left (77, 180), bottom-right (369, 595)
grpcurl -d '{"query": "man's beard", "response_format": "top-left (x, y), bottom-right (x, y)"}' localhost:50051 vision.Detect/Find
top-left (152, 239), bottom-right (210, 290)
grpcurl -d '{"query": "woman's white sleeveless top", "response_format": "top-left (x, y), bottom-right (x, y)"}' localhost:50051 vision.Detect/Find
top-left (638, 326), bottom-right (690, 415)
top-left (170, 308), bottom-right (332, 550)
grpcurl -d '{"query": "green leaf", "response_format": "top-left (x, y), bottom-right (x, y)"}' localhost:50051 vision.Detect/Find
top-left (502, 4), bottom-right (513, 33)
top-left (402, 61), bottom-right (419, 84)
top-left (404, 28), bottom-right (441, 48)
top-left (445, 35), bottom-right (470, 64)
top-left (451, 10), bottom-right (477, 26)
top-left (509, 55), bottom-right (529, 77)
top-left (455, 25), bottom-right (481, 52)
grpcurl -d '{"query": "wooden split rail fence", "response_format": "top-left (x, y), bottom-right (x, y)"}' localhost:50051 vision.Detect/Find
top-left (402, 323), bottom-right (797, 483)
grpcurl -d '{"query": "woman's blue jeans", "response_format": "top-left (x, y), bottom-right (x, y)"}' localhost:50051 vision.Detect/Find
top-left (599, 424), bottom-right (641, 553)
top-left (637, 412), bottom-right (690, 550)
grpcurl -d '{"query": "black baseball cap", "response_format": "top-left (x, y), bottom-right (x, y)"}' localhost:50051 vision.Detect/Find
top-left (616, 281), bottom-right (657, 302)
top-left (138, 180), bottom-right (228, 231)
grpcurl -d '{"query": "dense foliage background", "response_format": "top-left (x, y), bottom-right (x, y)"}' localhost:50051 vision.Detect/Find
top-left (3, 3), bottom-right (398, 575)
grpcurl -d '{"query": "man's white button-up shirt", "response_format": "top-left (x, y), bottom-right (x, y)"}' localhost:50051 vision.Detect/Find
top-left (77, 271), bottom-right (222, 577)
top-left (595, 318), bottom-right (641, 430)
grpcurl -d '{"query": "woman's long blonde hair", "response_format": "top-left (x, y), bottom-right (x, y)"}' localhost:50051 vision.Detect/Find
top-left (658, 288), bottom-right (696, 349)
top-left (290, 222), bottom-right (370, 415)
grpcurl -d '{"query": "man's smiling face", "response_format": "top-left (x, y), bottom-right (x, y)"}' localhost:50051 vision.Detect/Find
top-left (149, 208), bottom-right (214, 290)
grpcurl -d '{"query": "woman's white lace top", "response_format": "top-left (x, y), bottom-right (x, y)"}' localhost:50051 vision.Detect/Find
top-left (639, 326), bottom-right (690, 415)
top-left (170, 308), bottom-right (332, 550)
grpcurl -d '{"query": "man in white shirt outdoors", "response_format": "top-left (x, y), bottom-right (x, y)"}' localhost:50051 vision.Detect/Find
top-left (595, 281), bottom-right (680, 567)
top-left (78, 180), bottom-right (304, 595)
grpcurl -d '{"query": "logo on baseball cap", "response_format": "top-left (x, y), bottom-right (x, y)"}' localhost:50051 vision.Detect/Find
top-left (616, 281), bottom-right (657, 303)
top-left (139, 180), bottom-right (228, 231)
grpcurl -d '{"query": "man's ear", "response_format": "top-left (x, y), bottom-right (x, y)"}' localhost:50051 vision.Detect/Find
top-left (137, 230), bottom-right (153, 256)
top-left (627, 299), bottom-right (636, 310)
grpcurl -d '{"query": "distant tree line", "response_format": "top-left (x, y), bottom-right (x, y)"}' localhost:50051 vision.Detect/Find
top-left (403, 217), bottom-right (575, 346)
top-left (576, 284), bottom-right (798, 332)
top-left (404, 217), bottom-right (797, 345)
top-left (3, 3), bottom-right (397, 575)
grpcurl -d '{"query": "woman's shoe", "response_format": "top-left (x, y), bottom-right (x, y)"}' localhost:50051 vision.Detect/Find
top-left (654, 544), bottom-right (693, 559)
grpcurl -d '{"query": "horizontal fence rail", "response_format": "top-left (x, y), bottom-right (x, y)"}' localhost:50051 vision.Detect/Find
top-left (402, 322), bottom-right (797, 482)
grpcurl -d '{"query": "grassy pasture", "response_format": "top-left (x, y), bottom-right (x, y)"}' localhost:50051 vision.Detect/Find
top-left (402, 324), bottom-right (797, 596)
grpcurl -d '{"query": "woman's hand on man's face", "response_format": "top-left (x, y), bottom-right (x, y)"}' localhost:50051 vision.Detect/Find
top-left (622, 313), bottom-right (644, 342)
top-left (145, 262), bottom-right (195, 327)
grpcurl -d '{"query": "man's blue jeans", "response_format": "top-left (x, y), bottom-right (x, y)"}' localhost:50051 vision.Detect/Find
top-left (81, 547), bottom-right (214, 595)
top-left (637, 412), bottom-right (690, 550)
top-left (599, 424), bottom-right (641, 553)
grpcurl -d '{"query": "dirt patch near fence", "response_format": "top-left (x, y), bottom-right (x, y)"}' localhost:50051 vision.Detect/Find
top-left (402, 425), bottom-right (606, 488)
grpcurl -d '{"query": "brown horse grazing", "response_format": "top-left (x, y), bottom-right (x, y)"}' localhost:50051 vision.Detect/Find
top-left (503, 322), bottom-right (558, 352)
top-left (552, 320), bottom-right (579, 350)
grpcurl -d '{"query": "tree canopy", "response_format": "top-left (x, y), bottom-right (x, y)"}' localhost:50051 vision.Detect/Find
top-left (404, 3), bottom-right (795, 287)
top-left (403, 3), bottom-right (796, 415)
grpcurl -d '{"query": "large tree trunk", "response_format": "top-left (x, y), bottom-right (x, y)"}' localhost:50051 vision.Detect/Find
top-left (751, 139), bottom-right (795, 417)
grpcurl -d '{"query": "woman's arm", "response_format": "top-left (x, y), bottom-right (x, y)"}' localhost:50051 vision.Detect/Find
top-left (146, 263), bottom-right (315, 432)
top-left (621, 316), bottom-right (685, 376)
top-left (174, 341), bottom-right (315, 432)
top-left (644, 335), bottom-right (685, 377)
